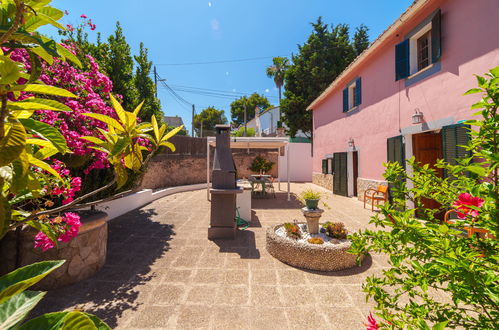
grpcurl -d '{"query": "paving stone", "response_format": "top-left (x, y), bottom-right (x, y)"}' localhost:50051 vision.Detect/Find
top-left (31, 183), bottom-right (387, 329)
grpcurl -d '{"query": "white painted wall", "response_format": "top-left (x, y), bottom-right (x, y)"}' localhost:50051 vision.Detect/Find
top-left (278, 143), bottom-right (313, 182)
top-left (85, 183), bottom-right (207, 220)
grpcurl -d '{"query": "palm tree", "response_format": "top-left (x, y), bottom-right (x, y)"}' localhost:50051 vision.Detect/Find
top-left (266, 57), bottom-right (289, 106)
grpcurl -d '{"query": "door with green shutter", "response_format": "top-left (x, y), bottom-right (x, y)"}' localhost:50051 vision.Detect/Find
top-left (387, 136), bottom-right (405, 203)
top-left (441, 123), bottom-right (471, 177)
top-left (333, 152), bottom-right (348, 196)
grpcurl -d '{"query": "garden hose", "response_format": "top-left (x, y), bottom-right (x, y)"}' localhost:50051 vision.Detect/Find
top-left (235, 208), bottom-right (249, 230)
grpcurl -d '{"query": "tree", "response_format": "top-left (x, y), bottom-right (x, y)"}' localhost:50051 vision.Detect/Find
top-left (266, 57), bottom-right (289, 105)
top-left (281, 17), bottom-right (368, 137)
top-left (134, 42), bottom-right (163, 122)
top-left (232, 126), bottom-right (256, 137)
top-left (193, 107), bottom-right (227, 136)
top-left (106, 21), bottom-right (138, 111)
top-left (230, 93), bottom-right (272, 126)
top-left (353, 24), bottom-right (370, 56)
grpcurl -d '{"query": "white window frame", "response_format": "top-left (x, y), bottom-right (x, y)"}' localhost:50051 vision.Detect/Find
top-left (347, 81), bottom-right (357, 110)
top-left (409, 22), bottom-right (432, 76)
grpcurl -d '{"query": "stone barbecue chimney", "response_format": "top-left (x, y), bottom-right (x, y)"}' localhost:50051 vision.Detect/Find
top-left (208, 125), bottom-right (242, 239)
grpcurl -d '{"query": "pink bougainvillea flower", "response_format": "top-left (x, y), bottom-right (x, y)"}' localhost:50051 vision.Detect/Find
top-left (366, 313), bottom-right (379, 330)
top-left (80, 14), bottom-right (87, 18)
top-left (66, 24), bottom-right (74, 32)
top-left (453, 193), bottom-right (484, 219)
top-left (34, 232), bottom-right (55, 251)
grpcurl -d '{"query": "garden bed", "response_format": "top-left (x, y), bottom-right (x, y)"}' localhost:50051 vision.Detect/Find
top-left (266, 223), bottom-right (361, 271)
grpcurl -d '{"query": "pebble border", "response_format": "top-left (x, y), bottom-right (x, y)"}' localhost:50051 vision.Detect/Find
top-left (266, 223), bottom-right (362, 272)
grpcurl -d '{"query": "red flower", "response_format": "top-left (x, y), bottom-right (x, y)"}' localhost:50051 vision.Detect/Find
top-left (453, 193), bottom-right (484, 219)
top-left (366, 313), bottom-right (379, 330)
top-left (80, 14), bottom-right (87, 19)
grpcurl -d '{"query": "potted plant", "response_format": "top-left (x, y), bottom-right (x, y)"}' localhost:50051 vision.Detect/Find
top-left (299, 189), bottom-right (323, 210)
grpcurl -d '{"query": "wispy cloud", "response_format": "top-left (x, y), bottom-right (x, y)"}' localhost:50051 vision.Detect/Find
top-left (225, 71), bottom-right (229, 76)
top-left (210, 19), bottom-right (220, 31)
top-left (265, 88), bottom-right (270, 93)
top-left (208, 1), bottom-right (212, 7)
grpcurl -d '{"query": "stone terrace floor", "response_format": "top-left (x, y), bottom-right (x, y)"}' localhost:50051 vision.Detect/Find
top-left (33, 183), bottom-right (389, 329)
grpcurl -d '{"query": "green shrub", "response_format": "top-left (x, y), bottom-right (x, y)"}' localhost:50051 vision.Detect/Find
top-left (322, 222), bottom-right (347, 239)
top-left (283, 223), bottom-right (301, 239)
top-left (350, 68), bottom-right (499, 329)
top-left (249, 155), bottom-right (274, 173)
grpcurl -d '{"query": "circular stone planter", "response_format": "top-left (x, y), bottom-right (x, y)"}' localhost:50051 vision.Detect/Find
top-left (266, 223), bottom-right (362, 272)
top-left (0, 211), bottom-right (108, 290)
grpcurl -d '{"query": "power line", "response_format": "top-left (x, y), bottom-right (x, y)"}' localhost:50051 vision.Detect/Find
top-left (169, 84), bottom-right (279, 100)
top-left (155, 55), bottom-right (287, 66)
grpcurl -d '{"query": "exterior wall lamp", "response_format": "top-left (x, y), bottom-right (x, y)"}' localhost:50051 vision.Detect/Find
top-left (412, 108), bottom-right (424, 124)
top-left (348, 137), bottom-right (355, 149)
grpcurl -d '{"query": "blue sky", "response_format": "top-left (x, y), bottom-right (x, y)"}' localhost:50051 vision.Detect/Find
top-left (48, 0), bottom-right (413, 133)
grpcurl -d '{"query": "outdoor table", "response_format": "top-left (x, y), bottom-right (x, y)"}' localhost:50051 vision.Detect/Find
top-left (249, 175), bottom-right (272, 198)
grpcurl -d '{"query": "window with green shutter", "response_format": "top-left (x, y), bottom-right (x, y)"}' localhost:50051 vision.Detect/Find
top-left (322, 159), bottom-right (328, 174)
top-left (387, 135), bottom-right (405, 168)
top-left (343, 77), bottom-right (362, 112)
top-left (441, 123), bottom-right (471, 177)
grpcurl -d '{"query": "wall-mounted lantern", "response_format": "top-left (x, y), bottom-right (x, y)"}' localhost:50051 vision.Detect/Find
top-left (348, 137), bottom-right (355, 149)
top-left (412, 108), bottom-right (424, 124)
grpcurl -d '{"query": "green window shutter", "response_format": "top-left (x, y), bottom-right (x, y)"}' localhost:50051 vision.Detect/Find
top-left (441, 123), bottom-right (470, 177)
top-left (342, 88), bottom-right (348, 112)
top-left (387, 135), bottom-right (405, 168)
top-left (322, 159), bottom-right (328, 174)
top-left (431, 9), bottom-right (442, 63)
top-left (395, 39), bottom-right (410, 81)
top-left (355, 77), bottom-right (362, 106)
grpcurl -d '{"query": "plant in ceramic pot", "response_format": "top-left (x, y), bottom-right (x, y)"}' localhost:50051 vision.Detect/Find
top-left (299, 189), bottom-right (324, 210)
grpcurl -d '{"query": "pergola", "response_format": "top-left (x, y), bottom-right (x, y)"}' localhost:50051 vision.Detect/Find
top-left (206, 136), bottom-right (291, 201)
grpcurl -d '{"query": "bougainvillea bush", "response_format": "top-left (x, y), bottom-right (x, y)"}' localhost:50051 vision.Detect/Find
top-left (0, 1), bottom-right (181, 328)
top-left (350, 68), bottom-right (499, 329)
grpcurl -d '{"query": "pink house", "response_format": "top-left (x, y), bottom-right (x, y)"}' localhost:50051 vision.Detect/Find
top-left (308, 0), bottom-right (499, 200)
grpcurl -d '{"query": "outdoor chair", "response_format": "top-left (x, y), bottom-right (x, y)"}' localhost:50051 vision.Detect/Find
top-left (264, 177), bottom-right (276, 198)
top-left (363, 185), bottom-right (388, 211)
top-left (443, 209), bottom-right (495, 239)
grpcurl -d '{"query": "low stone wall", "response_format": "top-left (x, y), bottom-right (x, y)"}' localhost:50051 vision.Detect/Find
top-left (357, 178), bottom-right (388, 202)
top-left (140, 150), bottom-right (279, 190)
top-left (140, 154), bottom-right (208, 190)
top-left (0, 211), bottom-right (107, 290)
top-left (312, 172), bottom-right (333, 191)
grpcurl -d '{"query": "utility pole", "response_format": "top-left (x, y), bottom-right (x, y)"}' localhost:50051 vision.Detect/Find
top-left (154, 65), bottom-right (158, 98)
top-left (243, 101), bottom-right (247, 137)
top-left (192, 104), bottom-right (195, 137)
top-left (200, 120), bottom-right (203, 138)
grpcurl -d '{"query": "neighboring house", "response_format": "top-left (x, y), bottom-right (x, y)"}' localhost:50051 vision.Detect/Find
top-left (246, 106), bottom-right (308, 137)
top-left (308, 0), bottom-right (498, 200)
top-left (163, 116), bottom-right (184, 128)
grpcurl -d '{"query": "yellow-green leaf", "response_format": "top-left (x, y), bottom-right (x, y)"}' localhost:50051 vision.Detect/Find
top-left (80, 136), bottom-right (107, 147)
top-left (0, 56), bottom-right (21, 84)
top-left (27, 155), bottom-right (61, 180)
top-left (82, 113), bottom-right (124, 132)
top-left (159, 141), bottom-right (176, 152)
top-left (0, 121), bottom-right (26, 167)
top-left (56, 43), bottom-right (82, 68)
top-left (30, 46), bottom-right (54, 65)
top-left (109, 94), bottom-right (127, 125)
top-left (11, 84), bottom-right (76, 98)
top-left (133, 100), bottom-right (145, 117)
top-left (151, 115), bottom-right (159, 141)
top-left (161, 125), bottom-right (184, 143)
